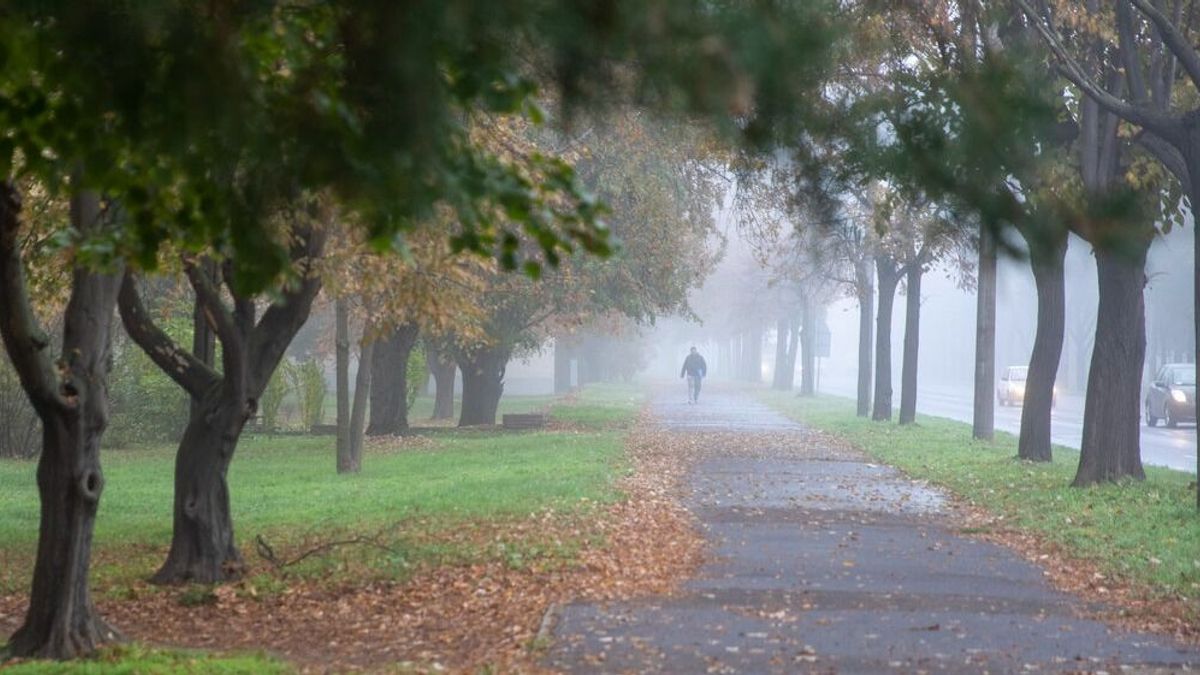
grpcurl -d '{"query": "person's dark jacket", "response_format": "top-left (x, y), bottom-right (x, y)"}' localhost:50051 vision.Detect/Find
top-left (680, 353), bottom-right (707, 378)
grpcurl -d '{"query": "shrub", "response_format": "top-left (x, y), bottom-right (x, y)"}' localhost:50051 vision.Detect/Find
top-left (288, 358), bottom-right (327, 430)
top-left (259, 363), bottom-right (291, 433)
top-left (106, 339), bottom-right (189, 448)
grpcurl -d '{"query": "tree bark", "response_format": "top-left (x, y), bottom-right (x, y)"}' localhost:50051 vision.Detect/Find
top-left (1194, 160), bottom-right (1200, 507)
top-left (783, 320), bottom-right (800, 390)
top-left (335, 299), bottom-right (352, 473)
top-left (457, 345), bottom-right (510, 426)
top-left (366, 323), bottom-right (419, 436)
top-left (426, 343), bottom-right (456, 420)
top-left (973, 224), bottom-right (997, 440)
top-left (856, 264), bottom-right (874, 417)
top-left (190, 259), bottom-right (218, 421)
top-left (799, 298), bottom-right (816, 396)
top-left (347, 337), bottom-right (373, 473)
top-left (872, 256), bottom-right (902, 421)
top-left (1073, 245), bottom-right (1149, 485)
top-left (152, 394), bottom-right (247, 583)
top-left (772, 317), bottom-right (792, 390)
top-left (1017, 236), bottom-right (1067, 462)
top-left (2, 186), bottom-right (124, 658)
top-left (554, 336), bottom-right (574, 394)
top-left (898, 265), bottom-right (923, 425)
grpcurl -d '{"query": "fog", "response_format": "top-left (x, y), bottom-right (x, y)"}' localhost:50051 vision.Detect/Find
top-left (643, 219), bottom-right (1195, 398)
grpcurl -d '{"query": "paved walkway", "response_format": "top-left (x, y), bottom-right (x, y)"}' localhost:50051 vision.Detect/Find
top-left (547, 390), bottom-right (1200, 673)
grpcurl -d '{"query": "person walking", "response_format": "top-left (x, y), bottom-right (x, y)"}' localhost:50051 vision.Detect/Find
top-left (680, 346), bottom-right (707, 404)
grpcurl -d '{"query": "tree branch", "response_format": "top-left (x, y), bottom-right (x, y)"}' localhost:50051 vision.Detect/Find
top-left (248, 223), bottom-right (328, 393)
top-left (1129, 0), bottom-right (1200, 89)
top-left (117, 272), bottom-right (220, 399)
top-left (0, 181), bottom-right (62, 410)
top-left (1135, 128), bottom-right (1191, 185)
top-left (185, 256), bottom-right (246, 384)
top-left (1012, 0), bottom-right (1181, 138)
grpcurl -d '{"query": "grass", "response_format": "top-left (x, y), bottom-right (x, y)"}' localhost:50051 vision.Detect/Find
top-left (2, 385), bottom-right (646, 672)
top-left (1, 645), bottom-right (287, 674)
top-left (550, 382), bottom-right (646, 429)
top-left (756, 390), bottom-right (1200, 604)
top-left (0, 388), bottom-right (645, 596)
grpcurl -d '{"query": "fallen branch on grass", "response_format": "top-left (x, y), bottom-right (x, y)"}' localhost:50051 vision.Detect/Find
top-left (255, 531), bottom-right (401, 569)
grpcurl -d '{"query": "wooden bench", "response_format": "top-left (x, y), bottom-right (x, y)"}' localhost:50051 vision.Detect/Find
top-left (502, 413), bottom-right (547, 430)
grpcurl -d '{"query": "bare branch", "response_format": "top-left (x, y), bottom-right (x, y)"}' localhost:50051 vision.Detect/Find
top-left (1135, 128), bottom-right (1190, 184)
top-left (1012, 0), bottom-right (1181, 138)
top-left (248, 223), bottom-right (328, 393)
top-left (1129, 0), bottom-right (1200, 89)
top-left (117, 272), bottom-right (220, 399)
top-left (185, 256), bottom-right (246, 382)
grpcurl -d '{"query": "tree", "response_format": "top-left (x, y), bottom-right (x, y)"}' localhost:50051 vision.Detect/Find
top-left (1, 0), bottom-right (854, 656)
top-left (1012, 0), bottom-right (1190, 485)
top-left (0, 185), bottom-right (124, 658)
top-left (118, 213), bottom-right (328, 584)
top-left (366, 323), bottom-right (420, 436)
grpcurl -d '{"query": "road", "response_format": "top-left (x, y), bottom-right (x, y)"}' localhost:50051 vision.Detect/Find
top-left (820, 377), bottom-right (1197, 474)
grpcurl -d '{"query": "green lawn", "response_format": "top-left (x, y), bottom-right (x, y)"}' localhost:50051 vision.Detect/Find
top-left (550, 382), bottom-right (646, 429)
top-left (757, 390), bottom-right (1200, 604)
top-left (2, 646), bottom-right (287, 674)
top-left (0, 388), bottom-right (644, 596)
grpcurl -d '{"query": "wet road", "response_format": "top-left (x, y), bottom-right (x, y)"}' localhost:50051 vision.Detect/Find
top-left (822, 378), bottom-right (1197, 474)
top-left (547, 390), bottom-right (1200, 672)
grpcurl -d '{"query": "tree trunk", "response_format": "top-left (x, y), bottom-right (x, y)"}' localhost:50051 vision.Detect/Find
top-left (426, 344), bottom-right (456, 420)
top-left (856, 268), bottom-right (874, 417)
top-left (1017, 237), bottom-right (1067, 462)
top-left (1073, 245), bottom-right (1148, 486)
top-left (554, 336), bottom-right (574, 394)
top-left (898, 266), bottom-right (923, 425)
top-left (799, 298), bottom-right (816, 396)
top-left (872, 257), bottom-right (901, 421)
top-left (190, 259), bottom-right (218, 421)
top-left (366, 323), bottom-right (419, 436)
top-left (2, 187), bottom-right (123, 658)
top-left (347, 338), bottom-right (373, 472)
top-left (772, 318), bottom-right (792, 390)
top-left (1194, 167), bottom-right (1200, 508)
top-left (783, 321), bottom-right (800, 390)
top-left (152, 395), bottom-right (248, 584)
top-left (118, 223), bottom-right (326, 586)
top-left (335, 300), bottom-right (352, 473)
top-left (457, 346), bottom-right (510, 426)
top-left (973, 224), bottom-right (997, 440)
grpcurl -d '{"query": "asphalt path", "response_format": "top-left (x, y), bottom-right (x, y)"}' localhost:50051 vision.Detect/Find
top-left (546, 389), bottom-right (1200, 672)
top-left (820, 378), bottom-right (1198, 474)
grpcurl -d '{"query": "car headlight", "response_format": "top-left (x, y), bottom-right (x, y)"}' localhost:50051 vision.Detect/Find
top-left (1171, 389), bottom-right (1188, 403)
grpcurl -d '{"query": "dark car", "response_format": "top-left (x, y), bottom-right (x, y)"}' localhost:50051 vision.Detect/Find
top-left (1145, 363), bottom-right (1196, 428)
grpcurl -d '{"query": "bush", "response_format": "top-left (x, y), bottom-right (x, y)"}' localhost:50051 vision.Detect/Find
top-left (259, 364), bottom-right (290, 433)
top-left (106, 339), bottom-right (189, 448)
top-left (288, 358), bottom-right (327, 430)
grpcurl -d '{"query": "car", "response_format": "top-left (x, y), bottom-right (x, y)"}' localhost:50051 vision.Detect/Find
top-left (1145, 363), bottom-right (1196, 428)
top-left (997, 365), bottom-right (1057, 408)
